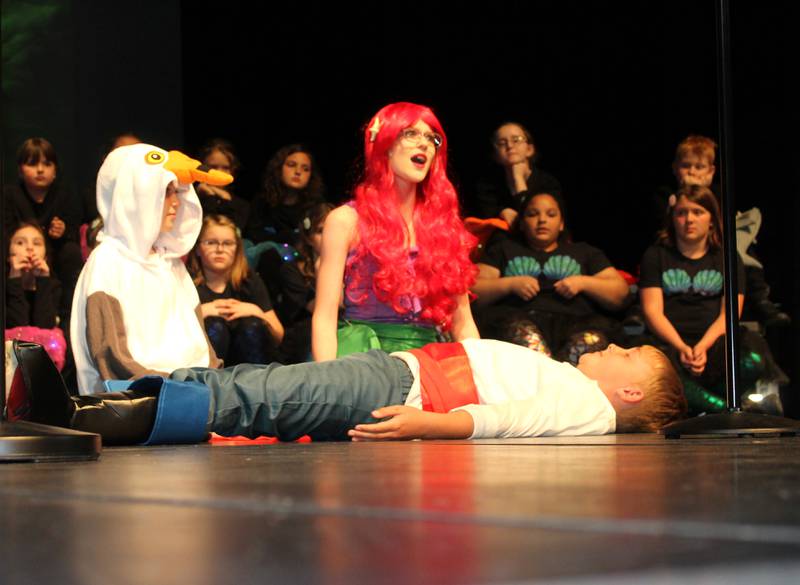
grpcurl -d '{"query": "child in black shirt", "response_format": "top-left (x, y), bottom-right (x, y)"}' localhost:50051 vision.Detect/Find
top-left (188, 215), bottom-right (284, 366)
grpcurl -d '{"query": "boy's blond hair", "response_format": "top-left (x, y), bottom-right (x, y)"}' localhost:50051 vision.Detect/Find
top-left (615, 346), bottom-right (687, 433)
top-left (674, 135), bottom-right (717, 166)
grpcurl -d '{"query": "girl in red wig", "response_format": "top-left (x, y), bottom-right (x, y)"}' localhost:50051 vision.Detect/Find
top-left (312, 102), bottom-right (479, 361)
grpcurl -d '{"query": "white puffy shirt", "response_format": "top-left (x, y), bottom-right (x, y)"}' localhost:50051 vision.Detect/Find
top-left (393, 338), bottom-right (616, 439)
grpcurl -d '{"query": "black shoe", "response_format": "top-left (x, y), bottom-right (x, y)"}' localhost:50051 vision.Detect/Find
top-left (69, 391), bottom-right (159, 445)
top-left (8, 341), bottom-right (159, 445)
top-left (6, 341), bottom-right (75, 428)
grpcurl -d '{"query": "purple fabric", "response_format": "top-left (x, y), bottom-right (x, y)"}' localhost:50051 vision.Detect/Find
top-left (5, 326), bottom-right (67, 371)
top-left (344, 249), bottom-right (426, 325)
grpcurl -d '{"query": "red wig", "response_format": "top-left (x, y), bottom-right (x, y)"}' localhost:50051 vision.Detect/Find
top-left (347, 102), bottom-right (477, 330)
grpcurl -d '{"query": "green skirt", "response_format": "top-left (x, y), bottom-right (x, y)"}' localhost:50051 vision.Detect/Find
top-left (336, 320), bottom-right (438, 358)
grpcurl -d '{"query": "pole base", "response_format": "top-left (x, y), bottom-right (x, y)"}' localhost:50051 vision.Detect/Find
top-left (0, 421), bottom-right (101, 463)
top-left (661, 410), bottom-right (800, 439)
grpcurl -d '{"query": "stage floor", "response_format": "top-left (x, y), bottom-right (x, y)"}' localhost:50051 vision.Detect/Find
top-left (3, 435), bottom-right (800, 584)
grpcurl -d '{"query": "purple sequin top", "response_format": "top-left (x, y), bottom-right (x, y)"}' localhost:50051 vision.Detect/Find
top-left (344, 248), bottom-right (428, 325)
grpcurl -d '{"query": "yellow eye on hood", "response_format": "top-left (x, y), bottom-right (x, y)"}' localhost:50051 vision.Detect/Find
top-left (145, 151), bottom-right (165, 165)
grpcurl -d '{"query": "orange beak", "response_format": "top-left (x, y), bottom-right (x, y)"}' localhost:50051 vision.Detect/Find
top-left (164, 150), bottom-right (233, 186)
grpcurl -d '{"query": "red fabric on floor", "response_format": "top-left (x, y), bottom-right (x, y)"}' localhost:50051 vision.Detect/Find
top-left (209, 433), bottom-right (311, 445)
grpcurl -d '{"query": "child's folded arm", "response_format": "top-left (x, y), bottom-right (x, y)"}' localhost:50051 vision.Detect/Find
top-left (348, 405), bottom-right (474, 441)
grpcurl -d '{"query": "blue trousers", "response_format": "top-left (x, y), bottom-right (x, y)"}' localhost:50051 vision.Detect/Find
top-left (171, 350), bottom-right (413, 441)
top-left (205, 316), bottom-right (279, 366)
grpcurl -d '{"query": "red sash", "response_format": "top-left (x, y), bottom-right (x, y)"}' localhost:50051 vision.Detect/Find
top-left (407, 343), bottom-right (479, 413)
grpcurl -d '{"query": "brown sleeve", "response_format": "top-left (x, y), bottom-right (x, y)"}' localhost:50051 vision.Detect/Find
top-left (195, 304), bottom-right (223, 369)
top-left (85, 292), bottom-right (167, 381)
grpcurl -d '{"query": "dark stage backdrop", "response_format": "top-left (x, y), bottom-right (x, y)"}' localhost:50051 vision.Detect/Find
top-left (1, 0), bottom-right (184, 203)
top-left (179, 3), bottom-right (794, 269)
top-left (2, 1), bottom-right (798, 403)
top-left (183, 2), bottom-right (724, 268)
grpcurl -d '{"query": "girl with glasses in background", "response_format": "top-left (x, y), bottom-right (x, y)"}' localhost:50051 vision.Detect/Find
top-left (474, 121), bottom-right (562, 226)
top-left (189, 214), bottom-right (284, 366)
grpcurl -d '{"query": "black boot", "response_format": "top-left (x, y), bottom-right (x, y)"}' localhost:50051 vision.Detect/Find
top-left (69, 391), bottom-right (159, 445)
top-left (7, 341), bottom-right (76, 428)
top-left (8, 341), bottom-right (159, 445)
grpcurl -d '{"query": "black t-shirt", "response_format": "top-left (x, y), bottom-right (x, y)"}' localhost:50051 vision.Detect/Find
top-left (277, 260), bottom-right (314, 324)
top-left (5, 276), bottom-right (61, 328)
top-left (470, 167), bottom-right (563, 254)
top-left (639, 243), bottom-right (745, 342)
top-left (197, 273), bottom-right (273, 313)
top-left (245, 196), bottom-right (323, 245)
top-left (473, 166), bottom-right (562, 219)
top-left (480, 239), bottom-right (612, 316)
top-left (3, 181), bottom-right (80, 242)
top-left (196, 190), bottom-right (250, 229)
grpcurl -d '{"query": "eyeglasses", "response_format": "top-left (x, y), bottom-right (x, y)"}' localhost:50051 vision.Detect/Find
top-left (495, 135), bottom-right (528, 149)
top-left (399, 128), bottom-right (443, 149)
top-left (199, 239), bottom-right (236, 250)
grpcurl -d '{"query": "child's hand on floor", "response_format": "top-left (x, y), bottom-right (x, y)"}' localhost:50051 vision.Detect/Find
top-left (348, 405), bottom-right (474, 441)
top-left (349, 406), bottom-right (431, 441)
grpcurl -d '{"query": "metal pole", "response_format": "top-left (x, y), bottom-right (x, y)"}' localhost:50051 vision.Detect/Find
top-left (716, 0), bottom-right (741, 410)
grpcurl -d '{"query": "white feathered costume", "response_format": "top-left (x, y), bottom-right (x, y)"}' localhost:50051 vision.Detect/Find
top-left (71, 144), bottom-right (231, 394)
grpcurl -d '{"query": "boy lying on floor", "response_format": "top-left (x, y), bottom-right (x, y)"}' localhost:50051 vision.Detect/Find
top-left (180, 339), bottom-right (685, 440)
top-left (34, 339), bottom-right (686, 443)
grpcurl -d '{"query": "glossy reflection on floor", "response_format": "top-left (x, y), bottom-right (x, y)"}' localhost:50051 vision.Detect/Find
top-left (2, 436), bottom-right (800, 584)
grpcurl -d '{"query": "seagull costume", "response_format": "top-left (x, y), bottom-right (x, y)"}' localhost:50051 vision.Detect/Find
top-left (71, 144), bottom-right (231, 394)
